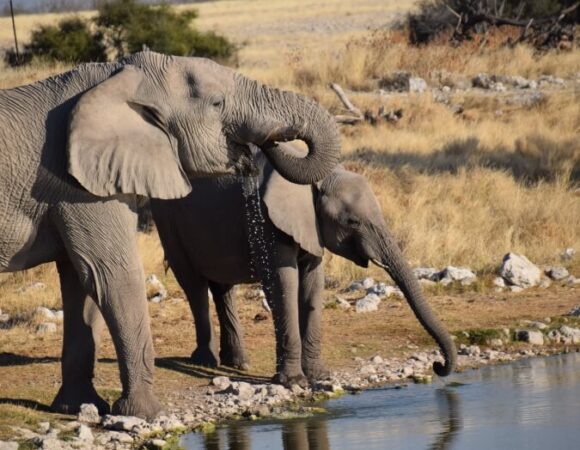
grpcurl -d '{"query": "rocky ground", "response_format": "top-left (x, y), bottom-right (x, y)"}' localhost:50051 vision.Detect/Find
top-left (1, 250), bottom-right (579, 450)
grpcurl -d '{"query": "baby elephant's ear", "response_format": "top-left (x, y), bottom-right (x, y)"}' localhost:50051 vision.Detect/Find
top-left (262, 159), bottom-right (324, 257)
top-left (67, 65), bottom-right (191, 199)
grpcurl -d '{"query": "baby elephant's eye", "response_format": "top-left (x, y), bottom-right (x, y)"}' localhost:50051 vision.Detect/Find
top-left (346, 217), bottom-right (361, 227)
top-left (211, 97), bottom-right (224, 108)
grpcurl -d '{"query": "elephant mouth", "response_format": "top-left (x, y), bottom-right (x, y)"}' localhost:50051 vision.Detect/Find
top-left (231, 144), bottom-right (259, 177)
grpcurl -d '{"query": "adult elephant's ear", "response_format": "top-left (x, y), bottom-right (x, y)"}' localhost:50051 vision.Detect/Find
top-left (67, 65), bottom-right (191, 199)
top-left (261, 148), bottom-right (324, 257)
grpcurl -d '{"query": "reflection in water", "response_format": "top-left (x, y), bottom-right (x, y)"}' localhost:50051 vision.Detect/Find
top-left (183, 353), bottom-right (580, 450)
top-left (429, 390), bottom-right (462, 450)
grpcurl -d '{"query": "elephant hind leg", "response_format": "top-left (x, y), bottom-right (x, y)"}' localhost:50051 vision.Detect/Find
top-left (209, 282), bottom-right (250, 371)
top-left (51, 260), bottom-right (110, 415)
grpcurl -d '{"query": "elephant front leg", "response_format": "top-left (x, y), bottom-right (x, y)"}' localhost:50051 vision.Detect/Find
top-left (269, 264), bottom-right (308, 387)
top-left (298, 257), bottom-right (329, 382)
top-left (51, 260), bottom-right (110, 415)
top-left (209, 282), bottom-right (250, 370)
top-left (54, 201), bottom-right (162, 419)
top-left (188, 280), bottom-right (220, 369)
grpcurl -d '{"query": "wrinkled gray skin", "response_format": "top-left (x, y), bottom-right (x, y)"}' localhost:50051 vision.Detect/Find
top-left (151, 148), bottom-right (457, 386)
top-left (0, 51), bottom-right (340, 418)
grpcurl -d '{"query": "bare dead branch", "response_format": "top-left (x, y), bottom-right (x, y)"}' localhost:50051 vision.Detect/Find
top-left (329, 83), bottom-right (363, 118)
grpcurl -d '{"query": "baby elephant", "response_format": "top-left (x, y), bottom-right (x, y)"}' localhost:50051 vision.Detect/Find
top-left (151, 147), bottom-right (456, 386)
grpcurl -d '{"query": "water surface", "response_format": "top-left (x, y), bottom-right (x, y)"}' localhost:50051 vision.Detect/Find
top-left (182, 353), bottom-right (580, 450)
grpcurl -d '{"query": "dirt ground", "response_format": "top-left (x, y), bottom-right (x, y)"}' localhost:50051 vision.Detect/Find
top-left (1, 276), bottom-right (578, 439)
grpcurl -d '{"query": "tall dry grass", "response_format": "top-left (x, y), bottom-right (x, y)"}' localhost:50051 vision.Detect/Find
top-left (0, 0), bottom-right (579, 311)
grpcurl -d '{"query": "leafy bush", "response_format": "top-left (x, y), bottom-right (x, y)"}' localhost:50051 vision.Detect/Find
top-left (10, 0), bottom-right (234, 66)
top-left (24, 17), bottom-right (107, 63)
top-left (95, 0), bottom-right (234, 59)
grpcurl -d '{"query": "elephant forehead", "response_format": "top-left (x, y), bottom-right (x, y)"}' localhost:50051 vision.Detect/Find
top-left (174, 57), bottom-right (235, 95)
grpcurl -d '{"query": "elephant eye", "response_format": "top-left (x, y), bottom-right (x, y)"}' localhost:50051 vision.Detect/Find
top-left (211, 97), bottom-right (224, 109)
top-left (346, 217), bottom-right (361, 227)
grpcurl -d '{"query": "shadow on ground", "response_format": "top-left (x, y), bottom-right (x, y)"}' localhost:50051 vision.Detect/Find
top-left (156, 357), bottom-right (270, 384)
top-left (346, 136), bottom-right (579, 184)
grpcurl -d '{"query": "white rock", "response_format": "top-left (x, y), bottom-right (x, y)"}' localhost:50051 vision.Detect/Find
top-left (97, 430), bottom-right (134, 444)
top-left (333, 296), bottom-right (351, 310)
top-left (409, 77), bottom-right (427, 93)
top-left (510, 75), bottom-right (535, 89)
top-left (489, 338), bottom-right (503, 347)
top-left (529, 321), bottom-right (548, 330)
top-left (367, 282), bottom-right (390, 297)
top-left (539, 278), bottom-right (552, 288)
top-left (515, 330), bottom-right (544, 345)
top-left (491, 82), bottom-right (507, 92)
top-left (78, 403), bottom-right (100, 424)
top-left (211, 376), bottom-right (231, 391)
top-left (567, 305), bottom-right (580, 316)
top-left (53, 310), bottom-right (64, 321)
top-left (34, 307), bottom-right (56, 320)
top-left (102, 415), bottom-right (147, 432)
top-left (413, 267), bottom-right (439, 281)
top-left (355, 294), bottom-right (381, 313)
top-left (38, 422), bottom-right (51, 434)
top-left (561, 247), bottom-right (575, 261)
top-left (473, 73), bottom-right (492, 89)
top-left (362, 277), bottom-right (375, 289)
top-left (0, 314), bottom-right (11, 330)
top-left (76, 424), bottom-right (93, 443)
top-left (37, 322), bottom-right (57, 333)
top-left (565, 275), bottom-right (580, 286)
top-left (559, 325), bottom-right (580, 340)
top-left (438, 266), bottom-right (477, 285)
top-left (402, 366), bottom-right (414, 377)
top-left (360, 365), bottom-right (376, 375)
top-left (493, 277), bottom-right (506, 288)
top-left (0, 442), bottom-right (18, 450)
top-left (231, 382), bottom-right (255, 400)
top-left (547, 330), bottom-right (561, 342)
top-left (546, 266), bottom-right (569, 280)
top-left (370, 355), bottom-right (383, 364)
top-left (510, 286), bottom-right (524, 293)
top-left (500, 253), bottom-right (541, 288)
top-left (145, 274), bottom-right (167, 303)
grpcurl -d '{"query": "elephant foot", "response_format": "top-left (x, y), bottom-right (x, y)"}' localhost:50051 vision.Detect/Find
top-left (51, 383), bottom-right (110, 415)
top-left (112, 388), bottom-right (162, 420)
top-left (220, 350), bottom-right (250, 371)
top-left (190, 347), bottom-right (220, 368)
top-left (272, 369), bottom-right (309, 388)
top-left (303, 361), bottom-right (331, 382)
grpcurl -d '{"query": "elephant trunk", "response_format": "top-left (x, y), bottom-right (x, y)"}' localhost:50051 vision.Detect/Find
top-left (368, 225), bottom-right (457, 377)
top-left (236, 77), bottom-right (341, 184)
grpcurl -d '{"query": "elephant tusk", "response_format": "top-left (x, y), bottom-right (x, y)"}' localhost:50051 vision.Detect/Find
top-left (371, 258), bottom-right (390, 271)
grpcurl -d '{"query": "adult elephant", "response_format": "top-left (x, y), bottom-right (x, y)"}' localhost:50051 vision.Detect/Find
top-left (0, 51), bottom-right (340, 418)
top-left (151, 149), bottom-right (456, 386)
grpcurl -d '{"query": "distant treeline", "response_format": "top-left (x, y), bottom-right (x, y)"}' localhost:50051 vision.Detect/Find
top-left (2, 0), bottom-right (207, 15)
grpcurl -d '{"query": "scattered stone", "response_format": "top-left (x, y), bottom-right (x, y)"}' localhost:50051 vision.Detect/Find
top-left (78, 403), bottom-right (100, 424)
top-left (76, 424), bottom-right (93, 443)
top-left (438, 266), bottom-right (476, 285)
top-left (565, 275), bottom-right (580, 286)
top-left (361, 277), bottom-right (375, 289)
top-left (472, 73), bottom-right (492, 89)
top-left (402, 366), bottom-right (414, 377)
top-left (34, 307), bottom-right (56, 320)
top-left (0, 442), bottom-right (18, 450)
top-left (567, 305), bottom-right (580, 317)
top-left (53, 310), bottom-right (64, 321)
top-left (102, 415), bottom-right (147, 432)
top-left (546, 266), bottom-right (569, 281)
top-left (0, 313), bottom-right (11, 330)
top-left (561, 248), bottom-right (575, 261)
top-left (409, 77), bottom-right (428, 93)
top-left (510, 286), bottom-right (524, 293)
top-left (359, 365), bottom-right (377, 375)
top-left (510, 75), bottom-right (537, 89)
top-left (529, 321), bottom-right (548, 330)
top-left (366, 282), bottom-right (389, 297)
top-left (36, 322), bottom-right (57, 333)
top-left (500, 253), bottom-right (541, 288)
top-left (538, 75), bottom-right (565, 87)
top-left (38, 422), bottom-right (51, 434)
top-left (489, 338), bottom-right (503, 347)
top-left (515, 330), bottom-right (544, 345)
top-left (493, 277), bottom-right (506, 288)
top-left (229, 382), bottom-right (255, 401)
top-left (559, 325), bottom-right (580, 344)
top-left (370, 355), bottom-right (383, 364)
top-left (212, 376), bottom-right (232, 391)
top-left (413, 267), bottom-right (439, 281)
top-left (459, 344), bottom-right (481, 356)
top-left (355, 294), bottom-right (381, 313)
top-left (547, 330), bottom-right (561, 342)
top-left (539, 278), bottom-right (552, 289)
top-left (145, 274), bottom-right (167, 303)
